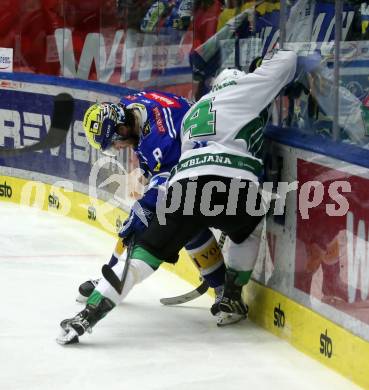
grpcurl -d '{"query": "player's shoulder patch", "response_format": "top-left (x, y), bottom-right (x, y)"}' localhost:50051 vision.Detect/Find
top-left (142, 121), bottom-right (151, 137)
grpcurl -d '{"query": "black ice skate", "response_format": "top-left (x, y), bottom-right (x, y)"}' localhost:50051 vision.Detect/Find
top-left (217, 270), bottom-right (248, 327)
top-left (56, 296), bottom-right (114, 345)
top-left (76, 278), bottom-right (100, 303)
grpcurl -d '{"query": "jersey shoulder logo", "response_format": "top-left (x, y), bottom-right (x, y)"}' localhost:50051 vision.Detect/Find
top-left (142, 121), bottom-right (151, 137)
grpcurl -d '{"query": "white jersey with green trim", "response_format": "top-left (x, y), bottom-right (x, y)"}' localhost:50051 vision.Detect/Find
top-left (169, 50), bottom-right (297, 185)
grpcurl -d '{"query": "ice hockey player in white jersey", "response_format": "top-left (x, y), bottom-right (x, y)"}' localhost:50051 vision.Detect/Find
top-left (146, 49), bottom-right (298, 324)
top-left (57, 49), bottom-right (297, 344)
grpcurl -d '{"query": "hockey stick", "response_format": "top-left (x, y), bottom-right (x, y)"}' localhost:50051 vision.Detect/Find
top-left (160, 232), bottom-right (227, 306)
top-left (0, 93), bottom-right (74, 157)
top-left (159, 280), bottom-right (209, 306)
top-left (102, 237), bottom-right (135, 295)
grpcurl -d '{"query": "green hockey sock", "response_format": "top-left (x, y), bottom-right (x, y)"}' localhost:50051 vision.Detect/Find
top-left (87, 290), bottom-right (116, 307)
top-left (131, 245), bottom-right (163, 270)
top-left (229, 268), bottom-right (253, 286)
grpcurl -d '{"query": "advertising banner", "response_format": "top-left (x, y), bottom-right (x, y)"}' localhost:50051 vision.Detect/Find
top-left (0, 77), bottom-right (139, 212)
top-left (0, 88), bottom-right (92, 183)
top-left (296, 159), bottom-right (369, 325)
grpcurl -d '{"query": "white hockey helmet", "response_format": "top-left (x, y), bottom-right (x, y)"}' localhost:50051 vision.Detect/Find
top-left (211, 68), bottom-right (245, 89)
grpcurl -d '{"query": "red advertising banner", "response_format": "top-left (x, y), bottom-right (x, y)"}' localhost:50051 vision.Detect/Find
top-left (296, 159), bottom-right (369, 325)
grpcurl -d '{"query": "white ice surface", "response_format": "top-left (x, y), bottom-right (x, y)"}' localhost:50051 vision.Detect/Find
top-left (0, 202), bottom-right (361, 390)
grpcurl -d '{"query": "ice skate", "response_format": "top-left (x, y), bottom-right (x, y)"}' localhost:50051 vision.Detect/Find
top-left (76, 278), bottom-right (100, 303)
top-left (217, 270), bottom-right (248, 327)
top-left (57, 295), bottom-right (114, 345)
top-left (217, 299), bottom-right (248, 327)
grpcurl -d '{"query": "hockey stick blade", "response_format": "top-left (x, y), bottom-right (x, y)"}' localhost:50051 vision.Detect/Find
top-left (0, 93), bottom-right (74, 157)
top-left (101, 264), bottom-right (123, 294)
top-left (160, 232), bottom-right (226, 306)
top-left (160, 280), bottom-right (209, 305)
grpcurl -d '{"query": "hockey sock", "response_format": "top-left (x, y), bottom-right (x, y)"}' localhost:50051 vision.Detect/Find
top-left (108, 254), bottom-right (118, 267)
top-left (204, 263), bottom-right (226, 287)
top-left (227, 219), bottom-right (264, 273)
top-left (96, 249), bottom-right (159, 306)
top-left (108, 239), bottom-right (126, 267)
top-left (87, 290), bottom-right (116, 309)
top-left (185, 230), bottom-right (225, 288)
top-left (131, 245), bottom-right (163, 269)
top-left (228, 267), bottom-right (253, 286)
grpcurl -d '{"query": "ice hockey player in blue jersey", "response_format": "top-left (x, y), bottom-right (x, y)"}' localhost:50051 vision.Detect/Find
top-left (57, 90), bottom-right (228, 344)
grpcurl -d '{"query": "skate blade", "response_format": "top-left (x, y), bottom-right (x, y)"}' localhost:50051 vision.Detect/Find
top-left (217, 312), bottom-right (246, 327)
top-left (56, 326), bottom-right (79, 345)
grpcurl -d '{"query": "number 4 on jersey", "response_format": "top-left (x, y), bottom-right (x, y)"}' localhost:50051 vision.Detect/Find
top-left (183, 98), bottom-right (216, 138)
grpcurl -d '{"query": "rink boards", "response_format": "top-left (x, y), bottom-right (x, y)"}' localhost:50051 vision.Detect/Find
top-left (0, 73), bottom-right (368, 389)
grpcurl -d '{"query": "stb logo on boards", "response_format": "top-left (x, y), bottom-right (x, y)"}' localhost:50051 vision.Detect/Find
top-left (0, 181), bottom-right (13, 198)
top-left (273, 303), bottom-right (285, 328)
top-left (320, 329), bottom-right (333, 358)
top-left (48, 193), bottom-right (60, 209)
top-left (88, 206), bottom-right (96, 221)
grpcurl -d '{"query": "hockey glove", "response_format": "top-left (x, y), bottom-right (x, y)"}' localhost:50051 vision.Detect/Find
top-left (119, 201), bottom-right (153, 244)
top-left (297, 51), bottom-right (322, 75)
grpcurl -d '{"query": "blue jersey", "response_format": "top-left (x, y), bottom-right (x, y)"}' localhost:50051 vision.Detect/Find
top-left (119, 90), bottom-right (191, 209)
